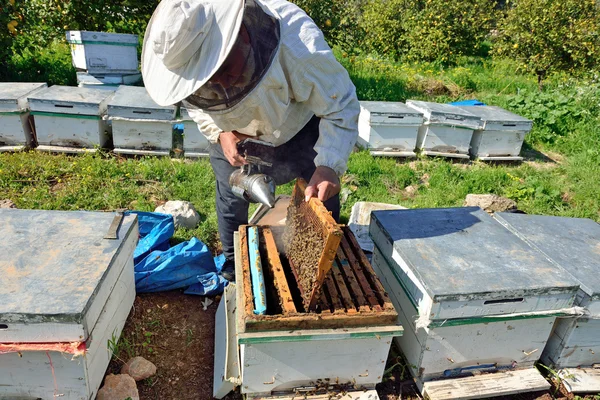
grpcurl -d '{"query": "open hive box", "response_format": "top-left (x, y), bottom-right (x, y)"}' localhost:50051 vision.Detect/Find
top-left (238, 179), bottom-right (397, 331)
top-left (224, 179), bottom-right (402, 398)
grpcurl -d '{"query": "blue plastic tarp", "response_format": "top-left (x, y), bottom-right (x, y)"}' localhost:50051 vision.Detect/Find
top-left (126, 211), bottom-right (227, 295)
top-left (449, 100), bottom-right (486, 106)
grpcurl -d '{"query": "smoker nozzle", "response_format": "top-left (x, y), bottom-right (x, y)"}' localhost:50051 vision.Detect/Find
top-left (229, 169), bottom-right (276, 208)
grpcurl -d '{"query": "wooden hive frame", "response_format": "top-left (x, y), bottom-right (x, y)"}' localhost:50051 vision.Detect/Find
top-left (285, 179), bottom-right (343, 311)
top-left (238, 225), bottom-right (397, 332)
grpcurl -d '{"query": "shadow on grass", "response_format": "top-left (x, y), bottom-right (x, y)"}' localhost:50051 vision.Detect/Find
top-left (520, 142), bottom-right (559, 164)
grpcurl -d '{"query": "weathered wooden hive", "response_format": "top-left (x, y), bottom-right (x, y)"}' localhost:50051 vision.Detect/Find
top-left (456, 105), bottom-right (533, 161)
top-left (370, 207), bottom-right (581, 399)
top-left (28, 85), bottom-right (115, 153)
top-left (0, 82), bottom-right (47, 151)
top-left (494, 212), bottom-right (600, 394)
top-left (107, 86), bottom-right (176, 156)
top-left (406, 100), bottom-right (482, 159)
top-left (0, 209), bottom-right (138, 400)
top-left (223, 180), bottom-right (402, 397)
top-left (66, 31), bottom-right (139, 75)
top-left (358, 101), bottom-right (424, 158)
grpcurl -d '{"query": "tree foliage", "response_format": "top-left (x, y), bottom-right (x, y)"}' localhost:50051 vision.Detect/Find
top-left (495, 0), bottom-right (600, 83)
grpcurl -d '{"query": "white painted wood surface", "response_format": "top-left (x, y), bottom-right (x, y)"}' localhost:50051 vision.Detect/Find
top-left (66, 31), bottom-right (139, 74)
top-left (0, 249), bottom-right (135, 399)
top-left (34, 114), bottom-right (111, 150)
top-left (560, 368), bottom-right (600, 393)
top-left (422, 368), bottom-right (550, 400)
top-left (416, 124), bottom-right (474, 158)
top-left (240, 336), bottom-right (391, 395)
top-left (357, 101), bottom-right (423, 156)
top-left (372, 245), bottom-right (556, 381)
top-left (180, 107), bottom-right (210, 157)
top-left (28, 86), bottom-right (114, 116)
top-left (214, 284), bottom-right (241, 399)
top-left (0, 112), bottom-right (33, 150)
top-left (469, 130), bottom-right (527, 160)
top-left (111, 119), bottom-right (173, 154)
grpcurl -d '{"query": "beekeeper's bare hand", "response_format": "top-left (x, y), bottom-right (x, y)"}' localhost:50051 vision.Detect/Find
top-left (305, 166), bottom-right (340, 202)
top-left (219, 131), bottom-right (251, 167)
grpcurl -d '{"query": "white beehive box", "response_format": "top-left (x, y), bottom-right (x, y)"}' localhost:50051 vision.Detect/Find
top-left (369, 207), bottom-right (579, 398)
top-left (76, 72), bottom-right (142, 90)
top-left (358, 101), bottom-right (424, 157)
top-left (407, 100), bottom-right (482, 159)
top-left (108, 86), bottom-right (176, 156)
top-left (28, 85), bottom-right (114, 153)
top-left (0, 82), bottom-right (47, 151)
top-left (456, 105), bottom-right (533, 161)
top-left (180, 106), bottom-right (210, 157)
top-left (213, 232), bottom-right (402, 399)
top-left (66, 31), bottom-right (139, 75)
top-left (0, 209), bottom-right (138, 400)
top-left (493, 213), bottom-right (600, 392)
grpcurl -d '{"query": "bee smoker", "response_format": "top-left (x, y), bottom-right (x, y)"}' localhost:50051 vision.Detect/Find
top-left (229, 139), bottom-right (276, 208)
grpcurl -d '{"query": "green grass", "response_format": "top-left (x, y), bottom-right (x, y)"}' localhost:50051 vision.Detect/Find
top-left (0, 55), bottom-right (598, 249)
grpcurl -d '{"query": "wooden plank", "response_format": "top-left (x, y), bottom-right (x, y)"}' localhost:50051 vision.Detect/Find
top-left (330, 261), bottom-right (357, 314)
top-left (319, 291), bottom-right (331, 315)
top-left (243, 310), bottom-right (398, 332)
top-left (340, 234), bottom-right (381, 311)
top-left (261, 227), bottom-right (296, 314)
top-left (324, 274), bottom-right (344, 312)
top-left (422, 368), bottom-right (550, 400)
top-left (560, 368), bottom-right (600, 393)
top-left (248, 389), bottom-right (380, 399)
top-left (239, 226), bottom-right (254, 319)
top-left (345, 227), bottom-right (395, 311)
top-left (336, 248), bottom-right (369, 312)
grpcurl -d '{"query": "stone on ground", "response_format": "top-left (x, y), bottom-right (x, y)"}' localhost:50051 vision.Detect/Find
top-left (96, 374), bottom-right (139, 400)
top-left (0, 199), bottom-right (16, 208)
top-left (154, 200), bottom-right (200, 229)
top-left (464, 194), bottom-right (517, 213)
top-left (121, 356), bottom-right (157, 381)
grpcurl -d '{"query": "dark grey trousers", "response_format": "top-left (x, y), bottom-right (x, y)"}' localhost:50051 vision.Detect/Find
top-left (209, 116), bottom-right (340, 262)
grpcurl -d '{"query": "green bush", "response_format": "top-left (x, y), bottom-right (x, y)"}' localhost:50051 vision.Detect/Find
top-left (494, 0), bottom-right (600, 83)
top-left (5, 40), bottom-right (76, 85)
top-left (401, 0), bottom-right (498, 64)
top-left (360, 0), bottom-right (407, 59)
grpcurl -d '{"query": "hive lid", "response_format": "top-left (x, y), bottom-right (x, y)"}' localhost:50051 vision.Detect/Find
top-left (0, 82), bottom-right (47, 112)
top-left (66, 30), bottom-right (138, 45)
top-left (495, 213), bottom-right (600, 299)
top-left (28, 85), bottom-right (115, 116)
top-left (360, 101), bottom-right (424, 118)
top-left (456, 105), bottom-right (533, 131)
top-left (406, 100), bottom-right (482, 129)
top-left (108, 86), bottom-right (176, 120)
top-left (0, 209), bottom-right (137, 342)
top-left (370, 207), bottom-right (578, 303)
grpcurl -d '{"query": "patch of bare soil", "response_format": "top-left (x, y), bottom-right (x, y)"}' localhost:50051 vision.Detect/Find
top-left (106, 291), bottom-right (242, 400)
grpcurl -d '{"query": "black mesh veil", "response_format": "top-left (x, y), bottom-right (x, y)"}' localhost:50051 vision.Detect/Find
top-left (183, 0), bottom-right (280, 111)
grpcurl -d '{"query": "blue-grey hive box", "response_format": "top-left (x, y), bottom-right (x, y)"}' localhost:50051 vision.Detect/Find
top-left (0, 82), bottom-right (47, 151)
top-left (369, 207), bottom-right (579, 398)
top-left (108, 86), bottom-right (176, 156)
top-left (0, 209), bottom-right (138, 400)
top-left (406, 100), bottom-right (482, 159)
top-left (456, 105), bottom-right (533, 161)
top-left (357, 101), bottom-right (424, 158)
top-left (28, 85), bottom-right (115, 153)
top-left (180, 106), bottom-right (210, 157)
top-left (494, 213), bottom-right (600, 393)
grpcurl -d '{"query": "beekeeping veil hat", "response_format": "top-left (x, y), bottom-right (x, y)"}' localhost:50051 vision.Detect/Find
top-left (142, 0), bottom-right (245, 106)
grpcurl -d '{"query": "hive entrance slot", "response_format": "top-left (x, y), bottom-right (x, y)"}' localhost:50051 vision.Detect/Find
top-left (0, 324), bottom-right (8, 330)
top-left (484, 298), bottom-right (524, 305)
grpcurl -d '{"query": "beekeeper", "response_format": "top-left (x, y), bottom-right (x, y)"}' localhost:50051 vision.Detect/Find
top-left (142, 0), bottom-right (360, 281)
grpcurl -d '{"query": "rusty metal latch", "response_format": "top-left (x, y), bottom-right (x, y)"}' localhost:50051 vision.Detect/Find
top-left (104, 210), bottom-right (125, 240)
